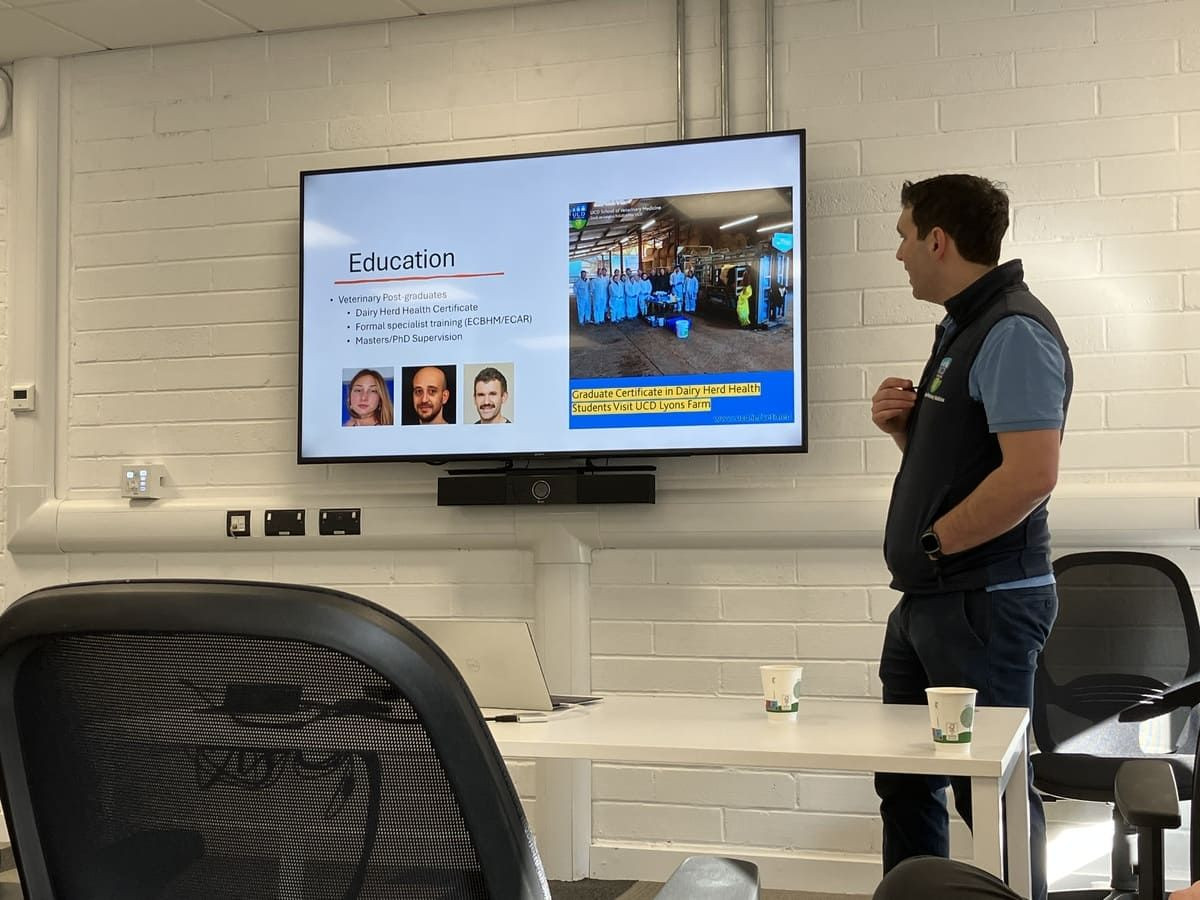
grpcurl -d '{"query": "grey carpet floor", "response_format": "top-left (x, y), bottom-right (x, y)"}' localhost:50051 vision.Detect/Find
top-left (0, 871), bottom-right (862, 899)
top-left (550, 880), bottom-right (867, 900)
top-left (617, 889), bottom-right (867, 900)
top-left (549, 879), bottom-right (637, 899)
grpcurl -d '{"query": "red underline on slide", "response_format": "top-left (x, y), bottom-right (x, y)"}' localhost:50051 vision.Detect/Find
top-left (334, 272), bottom-right (505, 285)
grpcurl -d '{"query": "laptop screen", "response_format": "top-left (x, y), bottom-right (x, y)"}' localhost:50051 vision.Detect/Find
top-left (411, 619), bottom-right (557, 711)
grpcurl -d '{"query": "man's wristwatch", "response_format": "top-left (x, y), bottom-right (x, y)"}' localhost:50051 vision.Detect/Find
top-left (920, 528), bottom-right (943, 561)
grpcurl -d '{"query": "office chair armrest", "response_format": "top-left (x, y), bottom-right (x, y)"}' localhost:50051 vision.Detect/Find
top-left (1120, 673), bottom-right (1200, 723)
top-left (1114, 759), bottom-right (1181, 829)
top-left (655, 855), bottom-right (759, 899)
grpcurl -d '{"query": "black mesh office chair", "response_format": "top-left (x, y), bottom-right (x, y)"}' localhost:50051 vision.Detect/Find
top-left (1111, 672), bottom-right (1200, 900)
top-left (1032, 552), bottom-right (1200, 899)
top-left (0, 580), bottom-right (758, 899)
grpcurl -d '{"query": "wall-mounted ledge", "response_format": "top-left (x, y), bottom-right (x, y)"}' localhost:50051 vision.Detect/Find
top-left (5, 491), bottom-right (1197, 556)
top-left (5, 487), bottom-right (59, 553)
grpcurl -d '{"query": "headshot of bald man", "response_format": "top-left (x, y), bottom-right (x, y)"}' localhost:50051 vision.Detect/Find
top-left (411, 365), bottom-right (451, 425)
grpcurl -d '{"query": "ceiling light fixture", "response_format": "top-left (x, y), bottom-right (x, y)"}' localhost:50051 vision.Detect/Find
top-left (719, 214), bottom-right (759, 230)
top-left (641, 219), bottom-right (656, 230)
top-left (755, 221), bottom-right (792, 232)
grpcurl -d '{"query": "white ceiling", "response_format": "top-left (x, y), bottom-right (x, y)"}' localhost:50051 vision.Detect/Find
top-left (0, 0), bottom-right (545, 65)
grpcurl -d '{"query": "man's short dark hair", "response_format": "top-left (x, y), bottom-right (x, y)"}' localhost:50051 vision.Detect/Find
top-left (900, 174), bottom-right (1009, 266)
top-left (474, 366), bottom-right (507, 393)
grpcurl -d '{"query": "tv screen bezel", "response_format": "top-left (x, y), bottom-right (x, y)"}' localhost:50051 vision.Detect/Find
top-left (297, 129), bottom-right (808, 465)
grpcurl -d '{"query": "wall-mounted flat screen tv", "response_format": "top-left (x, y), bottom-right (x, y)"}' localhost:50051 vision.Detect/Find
top-left (298, 130), bottom-right (806, 463)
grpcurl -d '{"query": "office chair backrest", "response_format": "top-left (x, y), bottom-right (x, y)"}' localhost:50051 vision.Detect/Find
top-left (0, 580), bottom-right (550, 899)
top-left (1034, 551), bottom-right (1200, 757)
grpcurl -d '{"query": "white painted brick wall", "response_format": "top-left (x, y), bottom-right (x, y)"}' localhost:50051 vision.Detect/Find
top-left (594, 801), bottom-right (724, 842)
top-left (862, 129), bottom-right (1014, 176)
top-left (1020, 117), bottom-right (1174, 169)
top-left (656, 767), bottom-right (797, 810)
top-left (1, 0), bottom-right (1198, 886)
top-left (75, 106), bottom-right (154, 142)
top-left (0, 129), bottom-right (8, 547)
top-left (981, 160), bottom-right (1098, 202)
top-left (791, 27), bottom-right (939, 77)
top-left (1014, 196), bottom-right (1176, 241)
top-left (863, 56), bottom-right (1013, 103)
top-left (1095, 0), bottom-right (1200, 42)
top-left (1103, 234), bottom-right (1200, 276)
top-left (725, 808), bottom-right (878, 853)
top-left (806, 141), bottom-right (860, 180)
top-left (940, 10), bottom-right (1094, 57)
top-left (1037, 273), bottom-right (1181, 316)
top-left (861, 0), bottom-right (1010, 32)
top-left (1019, 38), bottom-right (1177, 87)
top-left (1102, 151), bottom-right (1200, 195)
top-left (1182, 195), bottom-right (1200, 231)
top-left (1103, 72), bottom-right (1200, 117)
top-left (941, 83), bottom-right (1096, 131)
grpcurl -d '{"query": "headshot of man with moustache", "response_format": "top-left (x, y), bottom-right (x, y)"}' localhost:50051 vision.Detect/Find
top-left (472, 366), bottom-right (512, 424)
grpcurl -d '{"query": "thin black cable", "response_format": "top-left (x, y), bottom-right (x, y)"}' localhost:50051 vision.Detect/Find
top-left (188, 746), bottom-right (292, 792)
top-left (341, 751), bottom-right (382, 900)
top-left (179, 678), bottom-right (420, 729)
top-left (178, 679), bottom-right (396, 898)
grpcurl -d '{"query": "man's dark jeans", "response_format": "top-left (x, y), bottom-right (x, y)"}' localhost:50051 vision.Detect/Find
top-left (874, 585), bottom-right (1058, 900)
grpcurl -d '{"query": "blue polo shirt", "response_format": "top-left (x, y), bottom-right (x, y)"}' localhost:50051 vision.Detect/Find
top-left (938, 313), bottom-right (1068, 592)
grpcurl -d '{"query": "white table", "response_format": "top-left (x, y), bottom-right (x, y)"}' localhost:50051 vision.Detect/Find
top-left (490, 696), bottom-right (1032, 898)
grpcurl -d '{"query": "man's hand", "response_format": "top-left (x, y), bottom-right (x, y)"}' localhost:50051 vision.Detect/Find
top-left (871, 377), bottom-right (917, 450)
top-left (1170, 882), bottom-right (1200, 899)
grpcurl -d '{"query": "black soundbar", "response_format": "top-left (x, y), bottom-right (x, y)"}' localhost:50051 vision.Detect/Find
top-left (437, 471), bottom-right (655, 506)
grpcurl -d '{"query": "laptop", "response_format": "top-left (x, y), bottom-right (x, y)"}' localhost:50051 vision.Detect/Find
top-left (412, 619), bottom-right (601, 715)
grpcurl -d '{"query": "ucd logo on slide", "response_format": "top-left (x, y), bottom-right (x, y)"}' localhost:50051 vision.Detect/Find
top-left (569, 202), bottom-right (591, 231)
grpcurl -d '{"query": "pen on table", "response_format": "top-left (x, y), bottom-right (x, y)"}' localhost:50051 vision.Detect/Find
top-left (490, 714), bottom-right (546, 722)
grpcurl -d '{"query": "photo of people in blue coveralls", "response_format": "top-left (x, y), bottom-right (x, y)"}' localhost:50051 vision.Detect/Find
top-left (567, 188), bottom-right (797, 381)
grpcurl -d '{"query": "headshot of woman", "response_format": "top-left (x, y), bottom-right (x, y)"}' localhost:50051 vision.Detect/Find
top-left (343, 368), bottom-right (394, 426)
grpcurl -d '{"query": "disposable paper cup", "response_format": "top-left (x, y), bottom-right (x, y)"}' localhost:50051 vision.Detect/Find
top-left (926, 687), bottom-right (977, 752)
top-left (760, 664), bottom-right (803, 722)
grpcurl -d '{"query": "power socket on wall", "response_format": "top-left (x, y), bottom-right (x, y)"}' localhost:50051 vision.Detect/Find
top-left (264, 509), bottom-right (305, 536)
top-left (319, 508), bottom-right (361, 535)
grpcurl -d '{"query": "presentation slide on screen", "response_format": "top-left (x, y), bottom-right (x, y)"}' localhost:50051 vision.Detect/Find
top-left (299, 132), bottom-right (804, 461)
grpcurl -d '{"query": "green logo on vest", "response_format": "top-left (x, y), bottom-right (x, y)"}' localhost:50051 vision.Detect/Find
top-left (928, 356), bottom-right (953, 394)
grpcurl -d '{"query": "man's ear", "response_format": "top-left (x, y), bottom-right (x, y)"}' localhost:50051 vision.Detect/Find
top-left (929, 226), bottom-right (949, 258)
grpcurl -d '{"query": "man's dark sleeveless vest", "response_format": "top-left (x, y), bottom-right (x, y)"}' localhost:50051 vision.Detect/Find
top-left (884, 260), bottom-right (1073, 594)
